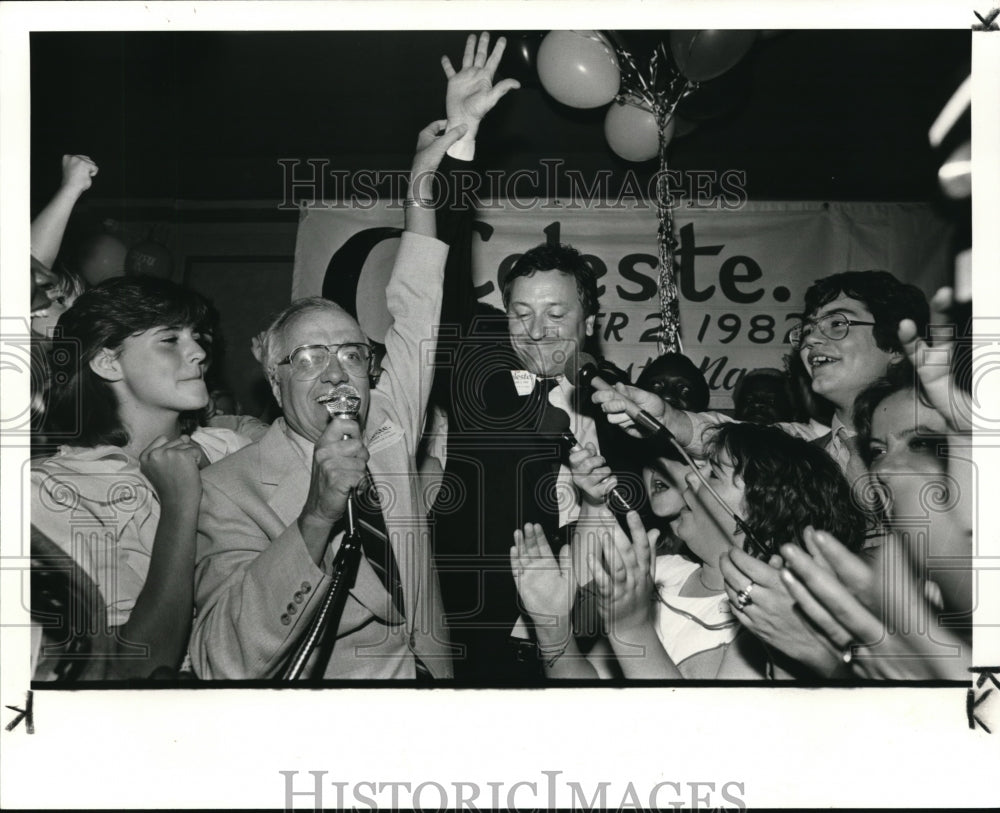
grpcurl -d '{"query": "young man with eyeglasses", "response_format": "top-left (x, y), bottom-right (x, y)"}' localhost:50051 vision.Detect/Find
top-left (593, 270), bottom-right (930, 476)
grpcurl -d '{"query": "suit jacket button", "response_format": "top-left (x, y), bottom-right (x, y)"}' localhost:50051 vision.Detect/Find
top-left (287, 603), bottom-right (297, 615)
top-left (293, 592), bottom-right (304, 604)
top-left (280, 614), bottom-right (291, 626)
top-left (301, 581), bottom-right (311, 593)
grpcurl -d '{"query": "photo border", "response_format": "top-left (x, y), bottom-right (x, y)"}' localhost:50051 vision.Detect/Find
top-left (3, 2), bottom-right (999, 809)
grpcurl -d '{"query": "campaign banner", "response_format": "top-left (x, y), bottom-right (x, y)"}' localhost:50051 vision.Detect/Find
top-left (293, 199), bottom-right (952, 408)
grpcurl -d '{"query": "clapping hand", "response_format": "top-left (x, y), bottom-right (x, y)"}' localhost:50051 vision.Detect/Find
top-left (898, 286), bottom-right (972, 433)
top-left (590, 511), bottom-right (659, 634)
top-left (779, 529), bottom-right (969, 680)
top-left (511, 523), bottom-right (576, 632)
top-left (720, 543), bottom-right (842, 676)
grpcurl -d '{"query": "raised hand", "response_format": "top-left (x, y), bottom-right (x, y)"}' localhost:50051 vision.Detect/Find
top-left (61, 154), bottom-right (98, 194)
top-left (32, 154), bottom-right (99, 269)
top-left (897, 286), bottom-right (972, 433)
top-left (441, 32), bottom-right (520, 139)
top-left (139, 434), bottom-right (203, 507)
top-left (410, 119), bottom-right (469, 188)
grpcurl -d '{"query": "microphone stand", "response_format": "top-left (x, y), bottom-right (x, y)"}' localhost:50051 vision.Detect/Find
top-left (282, 403), bottom-right (366, 681)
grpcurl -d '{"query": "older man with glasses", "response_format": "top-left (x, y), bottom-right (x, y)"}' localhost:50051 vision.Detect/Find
top-left (187, 120), bottom-right (467, 681)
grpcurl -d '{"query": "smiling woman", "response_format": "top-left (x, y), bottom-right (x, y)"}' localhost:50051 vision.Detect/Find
top-left (30, 277), bottom-right (256, 681)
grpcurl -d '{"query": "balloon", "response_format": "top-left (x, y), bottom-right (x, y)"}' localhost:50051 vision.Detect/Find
top-left (537, 30), bottom-right (620, 109)
top-left (502, 32), bottom-right (544, 87)
top-left (126, 239), bottom-right (174, 279)
top-left (602, 30), bottom-right (630, 53)
top-left (669, 30), bottom-right (757, 82)
top-left (604, 98), bottom-right (673, 162)
top-left (78, 233), bottom-right (127, 286)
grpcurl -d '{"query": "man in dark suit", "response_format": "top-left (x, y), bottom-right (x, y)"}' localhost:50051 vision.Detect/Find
top-left (425, 35), bottom-right (628, 681)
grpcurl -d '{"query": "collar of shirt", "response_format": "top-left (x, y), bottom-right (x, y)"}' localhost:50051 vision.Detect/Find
top-left (827, 413), bottom-right (850, 456)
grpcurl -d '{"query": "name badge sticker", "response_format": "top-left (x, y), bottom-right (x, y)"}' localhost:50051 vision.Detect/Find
top-left (511, 370), bottom-right (536, 396)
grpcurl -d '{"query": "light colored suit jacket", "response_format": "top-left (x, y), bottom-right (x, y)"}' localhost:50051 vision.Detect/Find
top-left (190, 231), bottom-right (452, 679)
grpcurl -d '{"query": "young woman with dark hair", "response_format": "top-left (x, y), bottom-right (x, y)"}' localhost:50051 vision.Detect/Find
top-left (31, 276), bottom-right (253, 679)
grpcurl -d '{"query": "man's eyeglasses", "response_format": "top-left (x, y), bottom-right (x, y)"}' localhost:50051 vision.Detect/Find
top-left (277, 343), bottom-right (373, 379)
top-left (788, 312), bottom-right (876, 346)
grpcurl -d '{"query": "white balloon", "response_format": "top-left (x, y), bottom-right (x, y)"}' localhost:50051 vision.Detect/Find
top-left (605, 99), bottom-right (673, 162)
top-left (538, 30), bottom-right (621, 109)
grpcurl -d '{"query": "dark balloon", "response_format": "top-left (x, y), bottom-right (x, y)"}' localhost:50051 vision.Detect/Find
top-left (125, 239), bottom-right (174, 279)
top-left (669, 29), bottom-right (757, 82)
top-left (501, 32), bottom-right (545, 87)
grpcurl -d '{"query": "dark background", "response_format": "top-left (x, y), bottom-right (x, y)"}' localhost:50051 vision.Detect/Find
top-left (30, 29), bottom-right (970, 208)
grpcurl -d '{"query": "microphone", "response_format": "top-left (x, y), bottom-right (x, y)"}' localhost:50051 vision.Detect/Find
top-left (318, 383), bottom-right (363, 535)
top-left (540, 402), bottom-right (635, 515)
top-left (319, 383), bottom-right (362, 425)
top-left (283, 382), bottom-right (365, 681)
top-left (565, 356), bottom-right (767, 555)
top-left (564, 352), bottom-right (681, 448)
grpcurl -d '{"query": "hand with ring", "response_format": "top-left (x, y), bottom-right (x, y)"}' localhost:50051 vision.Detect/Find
top-left (779, 528), bottom-right (970, 680)
top-left (720, 545), bottom-right (845, 677)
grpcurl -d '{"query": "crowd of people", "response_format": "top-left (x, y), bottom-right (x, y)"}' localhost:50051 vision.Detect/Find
top-left (27, 33), bottom-right (973, 684)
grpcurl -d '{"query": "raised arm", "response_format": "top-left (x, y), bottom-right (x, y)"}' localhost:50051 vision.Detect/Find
top-left (32, 154), bottom-right (98, 268)
top-left (404, 120), bottom-right (469, 239)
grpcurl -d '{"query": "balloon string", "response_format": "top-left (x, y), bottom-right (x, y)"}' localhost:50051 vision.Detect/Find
top-left (573, 30), bottom-right (622, 71)
top-left (654, 82), bottom-right (691, 356)
top-left (656, 118), bottom-right (679, 356)
top-left (613, 41), bottom-right (695, 355)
